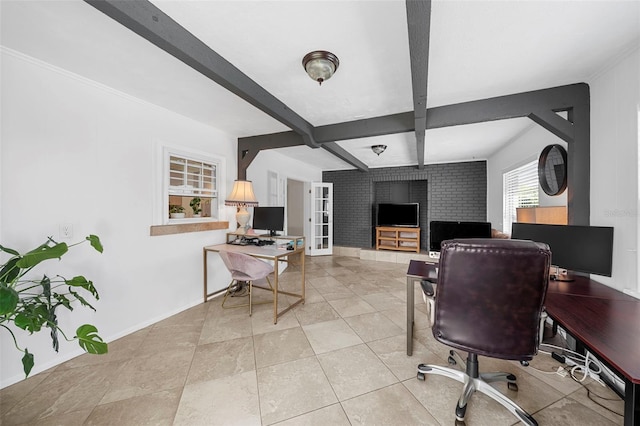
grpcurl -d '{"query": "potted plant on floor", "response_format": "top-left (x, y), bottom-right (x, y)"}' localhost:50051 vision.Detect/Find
top-left (190, 197), bottom-right (202, 218)
top-left (0, 235), bottom-right (108, 377)
top-left (169, 204), bottom-right (185, 219)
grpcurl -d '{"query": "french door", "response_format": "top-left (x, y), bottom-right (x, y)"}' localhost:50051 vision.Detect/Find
top-left (308, 182), bottom-right (333, 256)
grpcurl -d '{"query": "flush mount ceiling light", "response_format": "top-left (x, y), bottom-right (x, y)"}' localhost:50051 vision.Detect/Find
top-left (371, 145), bottom-right (387, 156)
top-left (302, 50), bottom-right (339, 85)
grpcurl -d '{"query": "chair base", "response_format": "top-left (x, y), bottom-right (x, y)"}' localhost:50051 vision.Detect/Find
top-left (221, 277), bottom-right (273, 316)
top-left (417, 351), bottom-right (537, 426)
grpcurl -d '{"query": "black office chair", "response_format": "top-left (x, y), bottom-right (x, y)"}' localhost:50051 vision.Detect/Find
top-left (417, 238), bottom-right (550, 426)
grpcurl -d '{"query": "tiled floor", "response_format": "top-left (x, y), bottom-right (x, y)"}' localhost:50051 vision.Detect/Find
top-left (0, 255), bottom-right (625, 425)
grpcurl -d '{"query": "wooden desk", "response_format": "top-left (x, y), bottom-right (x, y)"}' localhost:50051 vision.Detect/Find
top-left (203, 235), bottom-right (305, 324)
top-left (545, 277), bottom-right (640, 425)
top-left (405, 265), bottom-right (640, 426)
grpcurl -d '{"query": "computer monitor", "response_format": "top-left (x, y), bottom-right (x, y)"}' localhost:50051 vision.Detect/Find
top-left (511, 223), bottom-right (614, 277)
top-left (429, 221), bottom-right (492, 254)
top-left (252, 206), bottom-right (285, 236)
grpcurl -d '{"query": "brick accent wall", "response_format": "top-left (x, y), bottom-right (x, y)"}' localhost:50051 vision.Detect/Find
top-left (323, 161), bottom-right (487, 249)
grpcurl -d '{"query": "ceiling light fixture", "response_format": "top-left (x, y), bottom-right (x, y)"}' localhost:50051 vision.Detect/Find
top-left (371, 145), bottom-right (387, 156)
top-left (302, 50), bottom-right (339, 85)
top-left (371, 145), bottom-right (387, 155)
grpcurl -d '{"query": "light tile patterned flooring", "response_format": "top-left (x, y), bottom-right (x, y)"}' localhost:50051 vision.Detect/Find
top-left (0, 255), bottom-right (625, 425)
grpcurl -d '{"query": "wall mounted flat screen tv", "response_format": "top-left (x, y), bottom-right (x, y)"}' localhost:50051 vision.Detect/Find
top-left (376, 203), bottom-right (419, 228)
top-left (252, 206), bottom-right (285, 236)
top-left (429, 221), bottom-right (492, 252)
top-left (511, 223), bottom-right (614, 277)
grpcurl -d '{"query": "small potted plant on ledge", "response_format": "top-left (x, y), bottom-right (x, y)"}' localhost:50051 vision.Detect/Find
top-left (169, 205), bottom-right (185, 219)
top-left (0, 235), bottom-right (107, 377)
top-left (190, 197), bottom-right (202, 218)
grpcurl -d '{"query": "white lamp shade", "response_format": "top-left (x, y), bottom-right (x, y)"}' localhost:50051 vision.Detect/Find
top-left (225, 180), bottom-right (258, 207)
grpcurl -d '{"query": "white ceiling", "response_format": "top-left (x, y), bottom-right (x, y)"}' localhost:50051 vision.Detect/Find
top-left (2, 0), bottom-right (639, 171)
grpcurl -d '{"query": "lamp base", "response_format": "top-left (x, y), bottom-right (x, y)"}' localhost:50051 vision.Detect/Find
top-left (235, 206), bottom-right (251, 234)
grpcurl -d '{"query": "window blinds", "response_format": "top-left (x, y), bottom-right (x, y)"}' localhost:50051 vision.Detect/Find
top-left (503, 160), bottom-right (539, 233)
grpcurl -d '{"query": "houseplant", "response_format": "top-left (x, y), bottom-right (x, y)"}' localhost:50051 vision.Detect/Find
top-left (0, 235), bottom-right (107, 377)
top-left (190, 197), bottom-right (202, 217)
top-left (169, 204), bottom-right (185, 219)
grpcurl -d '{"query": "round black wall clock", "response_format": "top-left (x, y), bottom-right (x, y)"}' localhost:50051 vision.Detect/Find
top-left (538, 144), bottom-right (567, 196)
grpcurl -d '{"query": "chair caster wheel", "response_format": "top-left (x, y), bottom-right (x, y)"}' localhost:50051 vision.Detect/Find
top-left (417, 372), bottom-right (425, 381)
top-left (508, 382), bottom-right (518, 391)
top-left (448, 356), bottom-right (457, 366)
top-left (455, 403), bottom-right (467, 421)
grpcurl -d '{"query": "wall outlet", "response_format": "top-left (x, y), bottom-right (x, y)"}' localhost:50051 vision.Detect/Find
top-left (60, 223), bottom-right (73, 239)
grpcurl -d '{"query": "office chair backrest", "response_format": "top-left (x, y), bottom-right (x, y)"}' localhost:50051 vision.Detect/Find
top-left (219, 250), bottom-right (274, 281)
top-left (433, 238), bottom-right (551, 361)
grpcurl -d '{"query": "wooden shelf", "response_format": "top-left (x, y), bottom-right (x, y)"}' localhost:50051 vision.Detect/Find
top-left (375, 226), bottom-right (420, 253)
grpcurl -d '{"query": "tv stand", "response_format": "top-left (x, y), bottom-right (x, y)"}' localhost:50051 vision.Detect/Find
top-left (376, 226), bottom-right (420, 253)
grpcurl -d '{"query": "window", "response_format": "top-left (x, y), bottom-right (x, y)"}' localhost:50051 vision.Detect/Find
top-left (503, 160), bottom-right (539, 233)
top-left (164, 148), bottom-right (221, 223)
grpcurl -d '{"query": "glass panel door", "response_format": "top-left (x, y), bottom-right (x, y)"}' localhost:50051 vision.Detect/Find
top-left (309, 182), bottom-right (332, 256)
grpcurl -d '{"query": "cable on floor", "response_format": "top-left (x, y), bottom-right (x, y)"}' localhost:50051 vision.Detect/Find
top-left (538, 343), bottom-right (623, 417)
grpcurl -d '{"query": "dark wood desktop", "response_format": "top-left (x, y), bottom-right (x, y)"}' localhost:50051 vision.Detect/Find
top-left (544, 277), bottom-right (639, 425)
top-left (406, 260), bottom-right (640, 426)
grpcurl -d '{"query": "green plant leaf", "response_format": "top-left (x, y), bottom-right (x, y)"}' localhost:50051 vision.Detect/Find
top-left (0, 244), bottom-right (20, 256)
top-left (53, 293), bottom-right (72, 310)
top-left (48, 309), bottom-right (59, 352)
top-left (0, 257), bottom-right (21, 284)
top-left (22, 349), bottom-right (34, 377)
top-left (75, 324), bottom-right (108, 354)
top-left (14, 304), bottom-right (48, 333)
top-left (68, 289), bottom-right (95, 311)
top-left (16, 242), bottom-right (68, 269)
top-left (0, 285), bottom-right (19, 315)
top-left (86, 235), bottom-right (103, 253)
top-left (66, 276), bottom-right (99, 299)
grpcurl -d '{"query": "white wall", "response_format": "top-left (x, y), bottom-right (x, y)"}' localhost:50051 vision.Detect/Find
top-left (247, 150), bottom-right (322, 205)
top-left (488, 46), bottom-right (640, 294)
top-left (246, 149), bottom-right (323, 235)
top-left (487, 124), bottom-right (568, 230)
top-left (589, 47), bottom-right (639, 294)
top-left (0, 49), bottom-right (238, 387)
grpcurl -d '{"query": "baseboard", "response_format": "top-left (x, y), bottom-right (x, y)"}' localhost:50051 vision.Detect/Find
top-left (333, 246), bottom-right (437, 264)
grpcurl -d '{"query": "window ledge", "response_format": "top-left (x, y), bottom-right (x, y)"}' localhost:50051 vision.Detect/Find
top-left (150, 221), bottom-right (229, 236)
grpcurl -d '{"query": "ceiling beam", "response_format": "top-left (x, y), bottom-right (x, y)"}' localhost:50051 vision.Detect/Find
top-left (237, 83), bottom-right (589, 225)
top-left (84, 0), bottom-right (321, 148)
top-left (321, 143), bottom-right (369, 172)
top-left (527, 109), bottom-right (574, 143)
top-left (236, 132), bottom-right (369, 179)
top-left (406, 0), bottom-right (432, 169)
top-left (425, 83), bottom-right (587, 128)
top-left (243, 83), bottom-right (587, 145)
top-left (314, 112), bottom-right (415, 142)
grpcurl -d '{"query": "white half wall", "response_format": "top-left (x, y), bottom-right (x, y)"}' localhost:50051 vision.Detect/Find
top-left (0, 49), bottom-right (237, 387)
top-left (487, 45), bottom-right (640, 294)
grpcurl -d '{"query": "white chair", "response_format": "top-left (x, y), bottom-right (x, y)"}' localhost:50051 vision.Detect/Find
top-left (219, 250), bottom-right (274, 316)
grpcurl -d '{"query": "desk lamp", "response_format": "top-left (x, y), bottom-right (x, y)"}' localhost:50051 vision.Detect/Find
top-left (225, 180), bottom-right (258, 234)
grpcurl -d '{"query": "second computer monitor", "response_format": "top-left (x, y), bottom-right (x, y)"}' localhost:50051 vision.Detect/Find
top-left (252, 206), bottom-right (284, 236)
top-left (511, 223), bottom-right (614, 277)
